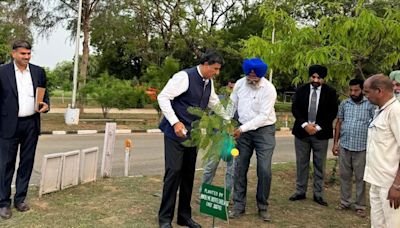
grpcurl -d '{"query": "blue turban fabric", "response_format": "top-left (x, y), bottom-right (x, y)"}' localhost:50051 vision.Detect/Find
top-left (309, 65), bottom-right (327, 78)
top-left (242, 58), bottom-right (268, 78)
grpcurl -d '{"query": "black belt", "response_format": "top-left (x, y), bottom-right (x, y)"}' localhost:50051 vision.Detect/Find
top-left (18, 114), bottom-right (36, 120)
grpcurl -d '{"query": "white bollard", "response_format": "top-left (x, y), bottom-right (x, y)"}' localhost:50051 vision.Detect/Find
top-left (124, 139), bottom-right (132, 176)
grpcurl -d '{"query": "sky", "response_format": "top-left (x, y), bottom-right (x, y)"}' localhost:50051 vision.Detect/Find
top-left (31, 25), bottom-right (75, 69)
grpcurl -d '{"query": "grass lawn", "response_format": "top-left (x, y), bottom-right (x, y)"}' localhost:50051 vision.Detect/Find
top-left (2, 160), bottom-right (370, 227)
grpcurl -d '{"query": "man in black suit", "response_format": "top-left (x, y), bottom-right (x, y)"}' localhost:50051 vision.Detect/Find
top-left (0, 40), bottom-right (50, 219)
top-left (289, 65), bottom-right (338, 206)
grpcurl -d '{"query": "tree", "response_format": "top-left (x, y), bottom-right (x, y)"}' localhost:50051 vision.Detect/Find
top-left (33, 0), bottom-right (105, 109)
top-left (46, 61), bottom-right (74, 92)
top-left (0, 0), bottom-right (40, 63)
top-left (242, 0), bottom-right (400, 93)
top-left (82, 72), bottom-right (149, 118)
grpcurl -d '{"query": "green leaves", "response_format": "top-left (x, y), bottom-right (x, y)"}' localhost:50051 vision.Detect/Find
top-left (242, 1), bottom-right (400, 89)
top-left (183, 102), bottom-right (238, 164)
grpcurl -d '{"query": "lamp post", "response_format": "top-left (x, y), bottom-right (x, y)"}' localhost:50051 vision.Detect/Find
top-left (65, 0), bottom-right (83, 125)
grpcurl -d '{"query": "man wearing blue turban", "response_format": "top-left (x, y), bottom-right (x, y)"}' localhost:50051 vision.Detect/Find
top-left (227, 58), bottom-right (277, 222)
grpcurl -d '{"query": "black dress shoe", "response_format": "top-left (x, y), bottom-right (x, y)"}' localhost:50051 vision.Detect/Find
top-left (0, 206), bottom-right (12, 219)
top-left (159, 222), bottom-right (173, 228)
top-left (14, 202), bottom-right (30, 212)
top-left (289, 193), bottom-right (306, 201)
top-left (177, 218), bottom-right (201, 228)
top-left (313, 196), bottom-right (328, 206)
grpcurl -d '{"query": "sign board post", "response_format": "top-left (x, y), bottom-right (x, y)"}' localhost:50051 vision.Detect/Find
top-left (200, 183), bottom-right (230, 223)
top-left (101, 122), bottom-right (116, 178)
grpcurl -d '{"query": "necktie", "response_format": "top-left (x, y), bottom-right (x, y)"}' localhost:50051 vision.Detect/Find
top-left (308, 87), bottom-right (317, 123)
top-left (203, 80), bottom-right (209, 91)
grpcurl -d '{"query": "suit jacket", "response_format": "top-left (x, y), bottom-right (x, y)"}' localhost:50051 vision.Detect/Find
top-left (0, 62), bottom-right (50, 138)
top-left (291, 83), bottom-right (338, 140)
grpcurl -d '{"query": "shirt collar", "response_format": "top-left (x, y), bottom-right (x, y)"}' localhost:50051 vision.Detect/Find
top-left (14, 62), bottom-right (30, 73)
top-left (379, 96), bottom-right (397, 111)
top-left (196, 65), bottom-right (209, 83)
top-left (310, 84), bottom-right (321, 91)
top-left (258, 77), bottom-right (267, 88)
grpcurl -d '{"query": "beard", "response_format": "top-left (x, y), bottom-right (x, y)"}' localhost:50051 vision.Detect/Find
top-left (395, 92), bottom-right (400, 100)
top-left (311, 82), bottom-right (321, 88)
top-left (350, 94), bottom-right (363, 102)
top-left (246, 78), bottom-right (260, 88)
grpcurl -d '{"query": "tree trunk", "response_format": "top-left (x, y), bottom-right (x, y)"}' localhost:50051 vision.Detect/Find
top-left (78, 0), bottom-right (91, 113)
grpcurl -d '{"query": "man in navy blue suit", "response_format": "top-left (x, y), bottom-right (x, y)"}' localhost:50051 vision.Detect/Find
top-left (0, 40), bottom-right (50, 219)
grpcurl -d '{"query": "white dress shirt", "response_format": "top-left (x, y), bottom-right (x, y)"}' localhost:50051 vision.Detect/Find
top-left (301, 84), bottom-right (322, 130)
top-left (14, 63), bottom-right (35, 117)
top-left (157, 66), bottom-right (221, 126)
top-left (227, 77), bottom-right (277, 133)
top-left (364, 97), bottom-right (400, 188)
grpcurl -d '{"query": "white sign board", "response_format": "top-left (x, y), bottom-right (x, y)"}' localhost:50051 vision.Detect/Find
top-left (80, 147), bottom-right (99, 183)
top-left (39, 153), bottom-right (63, 197)
top-left (61, 150), bottom-right (80, 189)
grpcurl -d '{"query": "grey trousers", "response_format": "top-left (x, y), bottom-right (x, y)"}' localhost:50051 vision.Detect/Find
top-left (339, 147), bottom-right (366, 210)
top-left (294, 136), bottom-right (328, 198)
top-left (200, 157), bottom-right (234, 194)
top-left (232, 125), bottom-right (275, 212)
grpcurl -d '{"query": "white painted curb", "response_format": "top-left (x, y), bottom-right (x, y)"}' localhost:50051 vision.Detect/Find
top-left (146, 129), bottom-right (162, 133)
top-left (77, 130), bottom-right (98, 135)
top-left (52, 131), bottom-right (67, 135)
top-left (116, 129), bottom-right (132, 134)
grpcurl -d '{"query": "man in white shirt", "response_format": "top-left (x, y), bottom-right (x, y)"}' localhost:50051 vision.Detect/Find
top-left (0, 40), bottom-right (49, 219)
top-left (228, 58), bottom-right (277, 222)
top-left (363, 74), bottom-right (400, 227)
top-left (157, 50), bottom-right (224, 228)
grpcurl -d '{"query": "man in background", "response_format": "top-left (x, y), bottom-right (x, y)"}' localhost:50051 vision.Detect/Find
top-left (289, 65), bottom-right (338, 206)
top-left (332, 79), bottom-right (374, 218)
top-left (389, 70), bottom-right (400, 101)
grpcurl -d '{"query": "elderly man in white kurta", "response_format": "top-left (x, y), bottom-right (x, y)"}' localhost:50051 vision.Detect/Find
top-left (363, 74), bottom-right (400, 227)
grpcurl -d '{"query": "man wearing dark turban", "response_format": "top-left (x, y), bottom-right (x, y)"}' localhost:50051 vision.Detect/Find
top-left (227, 58), bottom-right (277, 222)
top-left (289, 64), bottom-right (338, 207)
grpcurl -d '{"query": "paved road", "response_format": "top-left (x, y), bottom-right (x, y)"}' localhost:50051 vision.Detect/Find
top-left (26, 133), bottom-right (333, 185)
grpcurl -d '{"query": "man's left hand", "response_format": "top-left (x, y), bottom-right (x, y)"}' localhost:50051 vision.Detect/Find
top-left (37, 102), bottom-right (49, 113)
top-left (387, 186), bottom-right (400, 209)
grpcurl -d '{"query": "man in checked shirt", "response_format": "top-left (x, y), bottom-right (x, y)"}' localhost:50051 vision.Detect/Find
top-left (332, 79), bottom-right (375, 218)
